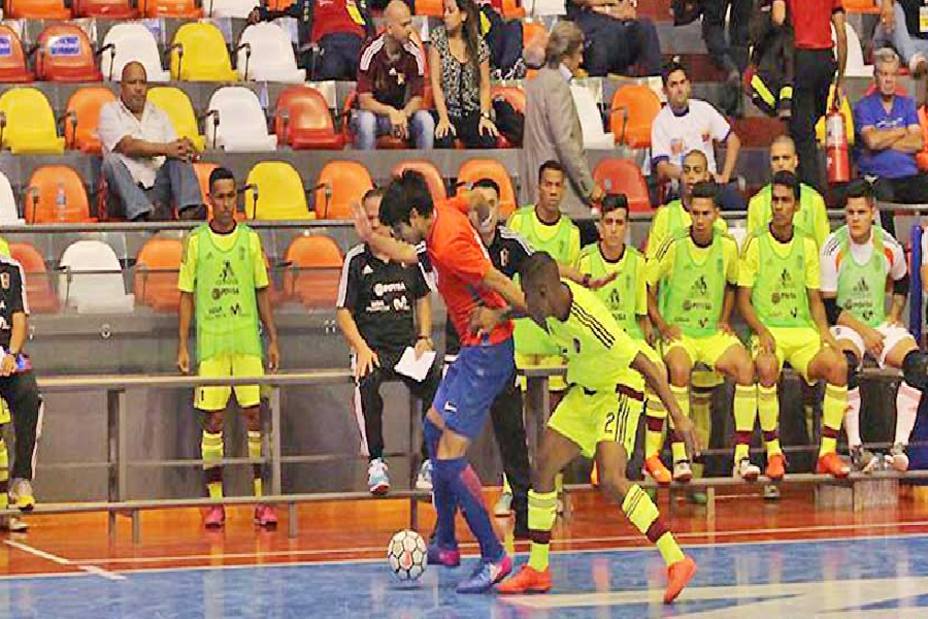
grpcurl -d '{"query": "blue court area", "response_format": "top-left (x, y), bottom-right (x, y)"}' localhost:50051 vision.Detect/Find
top-left (3, 534), bottom-right (928, 618)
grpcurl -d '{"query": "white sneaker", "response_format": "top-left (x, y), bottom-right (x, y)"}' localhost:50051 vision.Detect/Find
top-left (763, 484), bottom-right (781, 501)
top-left (415, 460), bottom-right (433, 491)
top-left (889, 443), bottom-right (909, 472)
top-left (672, 460), bottom-right (693, 483)
top-left (0, 515), bottom-right (27, 532)
top-left (494, 492), bottom-right (513, 517)
top-left (9, 478), bottom-right (35, 512)
top-left (367, 458), bottom-right (390, 496)
top-left (733, 458), bottom-right (760, 482)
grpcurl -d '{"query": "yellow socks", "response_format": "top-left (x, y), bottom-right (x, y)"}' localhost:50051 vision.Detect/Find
top-left (670, 385), bottom-right (690, 463)
top-left (622, 484), bottom-right (684, 566)
top-left (202, 430), bottom-right (224, 499)
top-left (820, 384), bottom-right (848, 457)
top-left (248, 430), bottom-right (263, 497)
top-left (0, 437), bottom-right (8, 510)
top-left (757, 385), bottom-right (781, 457)
top-left (502, 473), bottom-right (512, 496)
top-left (644, 390), bottom-right (666, 459)
top-left (733, 384), bottom-right (757, 462)
top-left (527, 489), bottom-right (558, 571)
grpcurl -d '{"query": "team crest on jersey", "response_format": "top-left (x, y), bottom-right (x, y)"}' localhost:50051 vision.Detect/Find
top-left (0, 273), bottom-right (8, 290)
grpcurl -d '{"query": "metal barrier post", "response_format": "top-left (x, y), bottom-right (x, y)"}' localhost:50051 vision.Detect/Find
top-left (106, 388), bottom-right (119, 542)
top-left (270, 386), bottom-right (282, 496)
top-left (288, 502), bottom-right (298, 538)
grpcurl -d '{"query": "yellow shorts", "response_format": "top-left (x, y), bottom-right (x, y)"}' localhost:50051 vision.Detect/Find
top-left (0, 398), bottom-right (8, 425)
top-left (547, 383), bottom-right (644, 459)
top-left (663, 332), bottom-right (744, 371)
top-left (196, 353), bottom-right (264, 412)
top-left (750, 326), bottom-right (822, 382)
top-left (515, 351), bottom-right (568, 391)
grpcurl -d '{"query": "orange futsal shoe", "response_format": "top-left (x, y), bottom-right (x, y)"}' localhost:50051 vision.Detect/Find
top-left (765, 453), bottom-right (786, 481)
top-left (643, 455), bottom-right (672, 486)
top-left (816, 452), bottom-right (850, 478)
top-left (590, 462), bottom-right (599, 487)
top-left (664, 556), bottom-right (697, 604)
top-left (496, 565), bottom-right (552, 594)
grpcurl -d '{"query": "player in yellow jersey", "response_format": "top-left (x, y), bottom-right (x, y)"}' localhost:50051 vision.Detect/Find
top-left (486, 252), bottom-right (699, 602)
top-left (647, 182), bottom-right (760, 483)
top-left (737, 171), bottom-right (849, 480)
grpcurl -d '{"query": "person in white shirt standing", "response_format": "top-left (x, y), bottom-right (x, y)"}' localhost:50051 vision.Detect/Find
top-left (820, 178), bottom-right (926, 473)
top-left (98, 62), bottom-right (205, 222)
top-left (651, 60), bottom-right (745, 211)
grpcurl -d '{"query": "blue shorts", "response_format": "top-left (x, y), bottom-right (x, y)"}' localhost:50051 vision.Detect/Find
top-left (432, 337), bottom-right (515, 440)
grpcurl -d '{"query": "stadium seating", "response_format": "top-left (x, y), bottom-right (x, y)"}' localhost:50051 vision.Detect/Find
top-left (237, 23), bottom-right (306, 83)
top-left (522, 20), bottom-right (547, 48)
top-left (147, 86), bottom-right (206, 151)
top-left (9, 243), bottom-right (58, 313)
top-left (244, 161), bottom-right (312, 220)
top-left (0, 25), bottom-right (34, 82)
top-left (134, 237), bottom-right (184, 311)
top-left (141, 0), bottom-right (202, 17)
top-left (457, 158), bottom-right (516, 217)
top-left (314, 161), bottom-right (374, 220)
top-left (0, 171), bottom-right (22, 224)
top-left (35, 24), bottom-right (102, 82)
top-left (205, 0), bottom-right (258, 18)
top-left (205, 87), bottom-right (277, 152)
top-left (610, 84), bottom-right (661, 148)
top-left (283, 235), bottom-right (344, 308)
top-left (24, 165), bottom-right (94, 224)
top-left (64, 87), bottom-right (117, 154)
top-left (4, 0), bottom-right (70, 19)
top-left (169, 22), bottom-right (237, 82)
top-left (414, 0), bottom-right (442, 17)
top-left (193, 162), bottom-right (218, 204)
top-left (491, 85), bottom-right (526, 148)
top-left (73, 0), bottom-right (137, 17)
top-left (917, 106), bottom-right (928, 172)
top-left (274, 85), bottom-right (345, 150)
top-left (843, 0), bottom-right (880, 13)
top-left (100, 23), bottom-right (171, 82)
top-left (834, 21), bottom-right (871, 78)
top-left (0, 88), bottom-right (65, 155)
top-left (392, 160), bottom-right (447, 202)
top-left (593, 158), bottom-right (653, 212)
top-left (58, 240), bottom-right (135, 313)
top-left (571, 84), bottom-right (614, 148)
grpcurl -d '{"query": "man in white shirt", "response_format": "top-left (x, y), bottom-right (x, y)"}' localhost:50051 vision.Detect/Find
top-left (651, 60), bottom-right (744, 210)
top-left (98, 62), bottom-right (205, 221)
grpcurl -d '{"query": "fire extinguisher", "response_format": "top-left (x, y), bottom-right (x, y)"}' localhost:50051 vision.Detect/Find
top-left (826, 91), bottom-right (850, 185)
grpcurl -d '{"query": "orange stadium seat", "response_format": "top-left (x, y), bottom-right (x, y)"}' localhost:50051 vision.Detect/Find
top-left (0, 88), bottom-right (65, 154)
top-left (9, 243), bottom-right (58, 313)
top-left (414, 0), bottom-right (442, 17)
top-left (274, 85), bottom-right (345, 150)
top-left (283, 235), bottom-right (344, 308)
top-left (140, 0), bottom-right (201, 17)
top-left (491, 85), bottom-right (525, 148)
top-left (392, 160), bottom-right (447, 202)
top-left (267, 0), bottom-right (293, 7)
top-left (522, 20), bottom-right (547, 49)
top-left (917, 106), bottom-right (928, 172)
top-left (609, 84), bottom-right (661, 148)
top-left (4, 0), bottom-right (70, 18)
top-left (314, 161), bottom-right (374, 220)
top-left (24, 165), bottom-right (94, 224)
top-left (843, 0), bottom-right (880, 13)
top-left (134, 237), bottom-right (184, 311)
top-left (500, 0), bottom-right (525, 19)
top-left (593, 158), bottom-right (652, 212)
top-left (35, 24), bottom-right (102, 82)
top-left (73, 0), bottom-right (137, 16)
top-left (64, 87), bottom-right (117, 154)
top-left (457, 158), bottom-right (516, 217)
top-left (193, 162), bottom-right (218, 204)
top-left (0, 26), bottom-right (34, 82)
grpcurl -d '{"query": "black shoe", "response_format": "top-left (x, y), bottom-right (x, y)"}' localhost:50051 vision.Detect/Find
top-left (179, 204), bottom-right (208, 221)
top-left (513, 512), bottom-right (530, 541)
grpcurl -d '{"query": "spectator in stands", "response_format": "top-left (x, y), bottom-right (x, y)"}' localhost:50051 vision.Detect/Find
top-left (701, 0), bottom-right (752, 115)
top-left (177, 167), bottom-right (280, 530)
top-left (651, 61), bottom-right (745, 210)
top-left (335, 188), bottom-right (438, 496)
top-left (430, 0), bottom-right (499, 149)
top-left (353, 0), bottom-right (435, 150)
top-left (479, 2), bottom-right (531, 79)
top-left (853, 48), bottom-right (928, 214)
top-left (99, 62), bottom-right (205, 222)
top-left (873, 0), bottom-right (928, 77)
top-left (774, 0), bottom-right (847, 192)
top-left (522, 21), bottom-right (605, 217)
top-left (248, 0), bottom-right (373, 81)
top-left (566, 0), bottom-right (662, 77)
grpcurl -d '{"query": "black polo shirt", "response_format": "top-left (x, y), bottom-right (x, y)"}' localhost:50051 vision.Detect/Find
top-left (0, 255), bottom-right (27, 351)
top-left (337, 243), bottom-right (430, 353)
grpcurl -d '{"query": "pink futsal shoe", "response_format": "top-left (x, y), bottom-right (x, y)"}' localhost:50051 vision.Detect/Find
top-left (254, 504), bottom-right (278, 528)
top-left (204, 505), bottom-right (225, 529)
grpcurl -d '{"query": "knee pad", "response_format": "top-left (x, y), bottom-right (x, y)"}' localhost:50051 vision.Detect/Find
top-left (902, 351), bottom-right (928, 391)
top-left (843, 351), bottom-right (860, 390)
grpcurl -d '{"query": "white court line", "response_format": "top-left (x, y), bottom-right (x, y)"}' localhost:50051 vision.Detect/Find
top-left (4, 540), bottom-right (125, 581)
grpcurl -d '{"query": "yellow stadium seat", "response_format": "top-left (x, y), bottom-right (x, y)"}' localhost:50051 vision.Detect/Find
top-left (0, 88), bottom-right (65, 154)
top-left (169, 22), bottom-right (237, 82)
top-left (146, 86), bottom-right (206, 151)
top-left (244, 161), bottom-right (313, 220)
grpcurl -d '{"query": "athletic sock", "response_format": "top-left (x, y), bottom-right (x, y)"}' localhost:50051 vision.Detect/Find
top-left (733, 384), bottom-right (757, 463)
top-left (845, 387), bottom-right (862, 448)
top-left (527, 489), bottom-right (557, 571)
top-left (691, 387), bottom-right (712, 477)
top-left (247, 430), bottom-right (263, 497)
top-left (201, 430), bottom-right (224, 499)
top-left (436, 458), bottom-right (502, 561)
top-left (820, 384), bottom-right (847, 457)
top-left (622, 484), bottom-right (684, 566)
top-left (758, 385), bottom-right (781, 457)
top-left (0, 437), bottom-right (8, 510)
top-left (502, 473), bottom-right (512, 496)
top-left (644, 390), bottom-right (667, 459)
top-left (895, 381), bottom-right (921, 446)
top-left (670, 385), bottom-right (690, 463)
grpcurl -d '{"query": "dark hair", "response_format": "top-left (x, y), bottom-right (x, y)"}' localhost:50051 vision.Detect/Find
top-left (600, 193), bottom-right (629, 216)
top-left (690, 180), bottom-right (719, 206)
top-left (519, 251), bottom-right (559, 289)
top-left (208, 167), bottom-right (235, 193)
top-left (661, 59), bottom-right (687, 86)
top-left (772, 170), bottom-right (801, 201)
top-left (845, 178), bottom-right (873, 203)
top-left (538, 160), bottom-right (564, 182)
top-left (379, 170), bottom-right (434, 227)
top-left (449, 0), bottom-right (483, 89)
top-left (362, 187), bottom-right (385, 203)
top-left (472, 177), bottom-right (500, 196)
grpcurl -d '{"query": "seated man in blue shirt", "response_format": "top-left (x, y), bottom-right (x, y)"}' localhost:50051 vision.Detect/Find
top-left (853, 47), bottom-right (928, 232)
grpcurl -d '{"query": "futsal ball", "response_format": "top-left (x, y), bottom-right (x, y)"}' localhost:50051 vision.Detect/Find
top-left (387, 529), bottom-right (427, 582)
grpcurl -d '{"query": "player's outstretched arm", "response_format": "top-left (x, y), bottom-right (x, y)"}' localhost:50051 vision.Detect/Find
top-left (558, 263), bottom-right (617, 289)
top-left (632, 350), bottom-right (700, 460)
top-left (351, 201), bottom-right (418, 265)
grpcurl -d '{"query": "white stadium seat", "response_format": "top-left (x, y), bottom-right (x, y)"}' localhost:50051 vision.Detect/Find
top-left (205, 86), bottom-right (277, 152)
top-left (205, 0), bottom-right (258, 18)
top-left (237, 23), bottom-right (306, 83)
top-left (100, 23), bottom-right (171, 82)
top-left (58, 240), bottom-right (135, 313)
top-left (833, 21), bottom-right (871, 78)
top-left (571, 84), bottom-right (614, 149)
top-left (0, 171), bottom-right (22, 224)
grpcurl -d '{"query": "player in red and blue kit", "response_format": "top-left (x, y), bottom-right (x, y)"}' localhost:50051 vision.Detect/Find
top-left (353, 170), bottom-right (529, 593)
